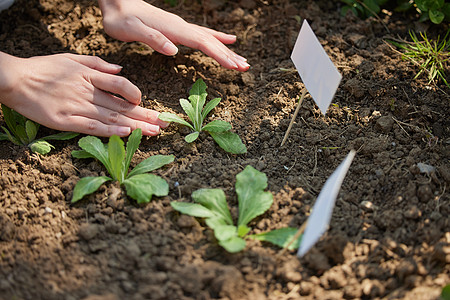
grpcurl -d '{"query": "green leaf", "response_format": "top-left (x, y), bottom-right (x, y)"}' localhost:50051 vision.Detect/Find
top-left (237, 224), bottom-right (251, 237)
top-left (236, 165), bottom-right (273, 226)
top-left (25, 120), bottom-right (38, 141)
top-left (71, 176), bottom-right (111, 203)
top-left (185, 131), bottom-right (199, 143)
top-left (128, 154), bottom-right (174, 178)
top-left (249, 227), bottom-right (302, 250)
top-left (415, 0), bottom-right (429, 11)
top-left (363, 0), bottom-right (380, 15)
top-left (202, 120), bottom-right (232, 133)
top-left (214, 225), bottom-right (238, 241)
top-left (205, 217), bottom-right (230, 230)
top-left (29, 140), bottom-right (54, 155)
top-left (71, 150), bottom-right (95, 159)
top-left (78, 136), bottom-right (112, 176)
top-left (201, 97), bottom-right (221, 122)
top-left (189, 79), bottom-right (208, 129)
top-left (124, 128), bottom-right (142, 177)
top-left (429, 9), bottom-right (444, 23)
top-left (15, 125), bottom-right (29, 145)
top-left (179, 99), bottom-right (196, 128)
top-left (209, 131), bottom-right (247, 154)
top-left (108, 135), bottom-right (126, 182)
top-left (1, 104), bottom-right (18, 137)
top-left (41, 131), bottom-right (79, 141)
top-left (171, 202), bottom-right (216, 218)
top-left (0, 133), bottom-right (8, 141)
top-left (1, 126), bottom-right (20, 145)
top-left (442, 284), bottom-right (450, 300)
top-left (192, 188), bottom-right (233, 225)
top-left (123, 173), bottom-right (169, 204)
top-left (158, 112), bottom-right (194, 130)
top-left (218, 236), bottom-right (246, 253)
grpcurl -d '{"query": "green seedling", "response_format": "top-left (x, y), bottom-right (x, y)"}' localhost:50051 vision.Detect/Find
top-left (340, 0), bottom-right (388, 19)
top-left (158, 79), bottom-right (247, 154)
top-left (171, 166), bottom-right (301, 253)
top-left (413, 0), bottom-right (450, 24)
top-left (388, 29), bottom-right (449, 88)
top-left (71, 128), bottom-right (174, 204)
top-left (0, 104), bottom-right (78, 155)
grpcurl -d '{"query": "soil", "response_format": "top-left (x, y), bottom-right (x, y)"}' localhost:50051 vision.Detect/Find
top-left (0, 0), bottom-right (449, 299)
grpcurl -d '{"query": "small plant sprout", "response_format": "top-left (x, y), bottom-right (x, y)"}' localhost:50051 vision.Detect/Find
top-left (171, 166), bottom-right (301, 253)
top-left (158, 79), bottom-right (247, 154)
top-left (71, 128), bottom-right (174, 204)
top-left (0, 104), bottom-right (79, 155)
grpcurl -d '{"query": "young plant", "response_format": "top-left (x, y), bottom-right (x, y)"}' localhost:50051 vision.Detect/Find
top-left (388, 29), bottom-right (449, 88)
top-left (340, 0), bottom-right (388, 19)
top-left (71, 128), bottom-right (174, 204)
top-left (158, 79), bottom-right (247, 154)
top-left (171, 166), bottom-right (301, 253)
top-left (0, 104), bottom-right (78, 155)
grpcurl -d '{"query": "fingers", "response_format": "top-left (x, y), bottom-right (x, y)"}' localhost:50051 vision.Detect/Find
top-left (66, 54), bottom-right (123, 75)
top-left (196, 26), bottom-right (237, 44)
top-left (89, 71), bottom-right (142, 105)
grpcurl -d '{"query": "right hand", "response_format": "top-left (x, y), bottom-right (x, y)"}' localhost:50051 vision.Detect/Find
top-left (0, 52), bottom-right (168, 137)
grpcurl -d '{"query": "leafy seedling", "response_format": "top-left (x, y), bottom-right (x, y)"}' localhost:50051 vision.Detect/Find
top-left (71, 128), bottom-right (174, 204)
top-left (388, 29), bottom-right (449, 88)
top-left (158, 79), bottom-right (247, 154)
top-left (171, 166), bottom-right (301, 253)
top-left (0, 104), bottom-right (78, 155)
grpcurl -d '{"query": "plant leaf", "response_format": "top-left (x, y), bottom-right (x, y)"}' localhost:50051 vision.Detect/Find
top-left (127, 154), bottom-right (174, 178)
top-left (41, 131), bottom-right (79, 141)
top-left (205, 217), bottom-right (230, 230)
top-left (158, 112), bottom-right (194, 130)
top-left (201, 97), bottom-right (221, 123)
top-left (179, 98), bottom-right (196, 127)
top-left (214, 224), bottom-right (238, 241)
top-left (202, 120), bottom-right (232, 133)
top-left (429, 9), bottom-right (444, 24)
top-left (249, 227), bottom-right (302, 250)
top-left (0, 133), bottom-right (8, 141)
top-left (25, 120), bottom-right (38, 141)
top-left (124, 128), bottom-right (142, 177)
top-left (209, 131), bottom-right (247, 154)
top-left (1, 104), bottom-right (18, 137)
top-left (188, 79), bottom-right (208, 130)
top-left (185, 131), bottom-right (199, 143)
top-left (1, 126), bottom-right (20, 145)
top-left (192, 188), bottom-right (233, 225)
top-left (123, 173), bottom-right (169, 204)
top-left (171, 201), bottom-right (216, 218)
top-left (78, 136), bottom-right (112, 176)
top-left (218, 236), bottom-right (246, 253)
top-left (442, 284), bottom-right (450, 300)
top-left (237, 224), bottom-right (251, 237)
top-left (108, 135), bottom-right (126, 182)
top-left (71, 176), bottom-right (112, 203)
top-left (71, 150), bottom-right (96, 159)
top-left (236, 165), bottom-right (273, 226)
top-left (29, 140), bottom-right (54, 155)
top-left (15, 125), bottom-right (29, 145)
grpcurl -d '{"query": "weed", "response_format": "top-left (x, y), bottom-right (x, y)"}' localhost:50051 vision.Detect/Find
top-left (159, 79), bottom-right (247, 154)
top-left (0, 104), bottom-right (78, 155)
top-left (171, 166), bottom-right (301, 253)
top-left (71, 128), bottom-right (174, 204)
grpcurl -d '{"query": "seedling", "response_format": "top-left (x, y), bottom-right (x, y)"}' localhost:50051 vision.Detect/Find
top-left (71, 128), bottom-right (174, 204)
top-left (340, 0), bottom-right (388, 19)
top-left (0, 104), bottom-right (78, 155)
top-left (171, 166), bottom-right (301, 253)
top-left (158, 79), bottom-right (247, 154)
top-left (388, 29), bottom-right (449, 88)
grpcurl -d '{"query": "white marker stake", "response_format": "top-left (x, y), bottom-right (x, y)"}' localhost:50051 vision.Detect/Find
top-left (297, 150), bottom-right (356, 257)
top-left (291, 20), bottom-right (342, 115)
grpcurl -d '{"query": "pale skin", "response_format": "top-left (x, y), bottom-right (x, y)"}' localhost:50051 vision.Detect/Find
top-left (0, 0), bottom-right (249, 137)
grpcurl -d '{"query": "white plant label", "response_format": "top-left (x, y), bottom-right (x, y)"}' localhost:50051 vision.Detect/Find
top-left (291, 20), bottom-right (342, 115)
top-left (297, 150), bottom-right (356, 257)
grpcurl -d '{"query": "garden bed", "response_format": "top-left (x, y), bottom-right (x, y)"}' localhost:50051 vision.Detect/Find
top-left (0, 0), bottom-right (449, 299)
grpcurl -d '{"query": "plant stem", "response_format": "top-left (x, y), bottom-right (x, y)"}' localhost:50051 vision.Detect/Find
top-left (280, 89), bottom-right (307, 147)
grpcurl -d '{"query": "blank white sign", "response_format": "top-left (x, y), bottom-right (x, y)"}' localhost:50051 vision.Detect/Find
top-left (297, 150), bottom-right (355, 257)
top-left (291, 20), bottom-right (342, 115)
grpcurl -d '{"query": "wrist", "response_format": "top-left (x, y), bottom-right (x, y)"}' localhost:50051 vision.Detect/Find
top-left (0, 52), bottom-right (21, 106)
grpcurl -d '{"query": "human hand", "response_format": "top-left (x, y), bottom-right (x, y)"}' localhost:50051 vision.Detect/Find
top-left (98, 0), bottom-right (250, 71)
top-left (0, 52), bottom-right (168, 137)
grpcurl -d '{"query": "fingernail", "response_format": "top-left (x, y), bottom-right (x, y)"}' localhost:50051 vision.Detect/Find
top-left (117, 127), bottom-right (131, 136)
top-left (162, 42), bottom-right (178, 56)
top-left (110, 63), bottom-right (123, 70)
top-left (147, 124), bottom-right (160, 135)
top-left (234, 54), bottom-right (247, 62)
top-left (227, 57), bottom-right (238, 69)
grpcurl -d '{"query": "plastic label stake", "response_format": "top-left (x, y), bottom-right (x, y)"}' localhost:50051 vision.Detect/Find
top-left (291, 20), bottom-right (342, 115)
top-left (297, 150), bottom-right (355, 257)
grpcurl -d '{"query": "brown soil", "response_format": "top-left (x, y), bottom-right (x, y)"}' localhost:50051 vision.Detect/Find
top-left (0, 0), bottom-right (449, 299)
